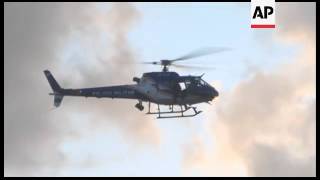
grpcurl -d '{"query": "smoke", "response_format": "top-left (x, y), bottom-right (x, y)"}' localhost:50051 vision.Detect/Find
top-left (182, 2), bottom-right (316, 177)
top-left (55, 3), bottom-right (161, 146)
top-left (4, 2), bottom-right (160, 176)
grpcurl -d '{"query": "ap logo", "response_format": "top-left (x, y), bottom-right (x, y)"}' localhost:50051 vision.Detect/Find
top-left (251, 0), bottom-right (275, 28)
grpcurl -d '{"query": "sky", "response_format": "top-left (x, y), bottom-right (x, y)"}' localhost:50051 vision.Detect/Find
top-left (4, 2), bottom-right (316, 177)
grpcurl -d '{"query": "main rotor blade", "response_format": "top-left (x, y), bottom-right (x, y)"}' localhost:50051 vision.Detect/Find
top-left (141, 61), bottom-right (161, 65)
top-left (171, 63), bottom-right (216, 70)
top-left (171, 47), bottom-right (231, 62)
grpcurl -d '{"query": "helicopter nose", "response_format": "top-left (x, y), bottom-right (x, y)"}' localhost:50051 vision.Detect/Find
top-left (210, 87), bottom-right (219, 99)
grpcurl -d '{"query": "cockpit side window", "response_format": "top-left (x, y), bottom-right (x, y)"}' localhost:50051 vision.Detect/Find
top-left (179, 82), bottom-right (186, 90)
top-left (192, 77), bottom-right (202, 87)
top-left (200, 79), bottom-right (209, 86)
top-left (185, 80), bottom-right (191, 88)
top-left (193, 78), bottom-right (209, 87)
top-left (178, 77), bottom-right (209, 90)
top-left (196, 81), bottom-right (201, 87)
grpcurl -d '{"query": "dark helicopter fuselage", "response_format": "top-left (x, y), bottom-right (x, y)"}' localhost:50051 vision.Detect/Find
top-left (44, 70), bottom-right (219, 107)
top-left (135, 72), bottom-right (219, 105)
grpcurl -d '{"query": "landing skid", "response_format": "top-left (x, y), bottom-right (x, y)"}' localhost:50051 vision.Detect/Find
top-left (146, 102), bottom-right (202, 119)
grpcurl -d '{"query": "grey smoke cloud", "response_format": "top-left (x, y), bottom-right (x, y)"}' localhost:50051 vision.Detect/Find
top-left (276, 2), bottom-right (316, 41)
top-left (183, 2), bottom-right (316, 177)
top-left (57, 3), bottom-right (161, 145)
top-left (4, 2), bottom-right (160, 176)
top-left (4, 3), bottom-right (77, 176)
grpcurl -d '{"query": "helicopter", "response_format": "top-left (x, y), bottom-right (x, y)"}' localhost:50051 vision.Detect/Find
top-left (44, 48), bottom-right (227, 118)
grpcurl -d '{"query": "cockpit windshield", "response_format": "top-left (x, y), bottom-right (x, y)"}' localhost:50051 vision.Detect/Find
top-left (194, 77), bottom-right (209, 87)
top-left (179, 76), bottom-right (210, 89)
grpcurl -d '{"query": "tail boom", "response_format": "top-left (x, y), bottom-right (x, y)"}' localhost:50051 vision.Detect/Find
top-left (44, 70), bottom-right (149, 107)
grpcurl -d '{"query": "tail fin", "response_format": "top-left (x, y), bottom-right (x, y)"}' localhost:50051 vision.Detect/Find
top-left (44, 70), bottom-right (64, 107)
top-left (44, 70), bottom-right (62, 92)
